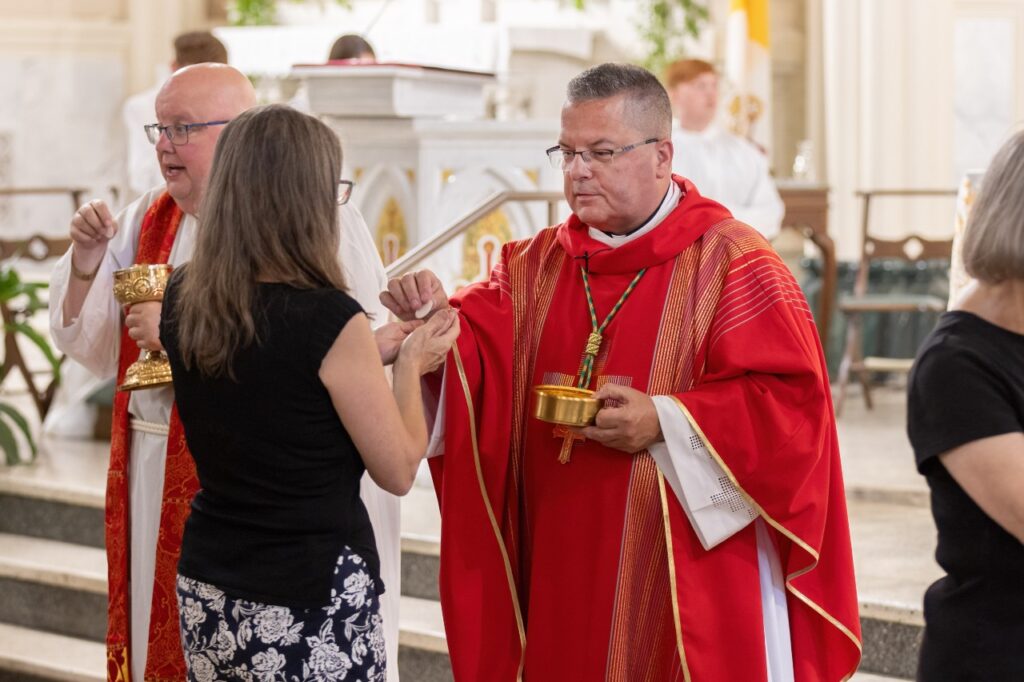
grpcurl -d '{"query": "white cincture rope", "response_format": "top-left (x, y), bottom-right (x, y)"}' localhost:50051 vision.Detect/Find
top-left (129, 418), bottom-right (170, 437)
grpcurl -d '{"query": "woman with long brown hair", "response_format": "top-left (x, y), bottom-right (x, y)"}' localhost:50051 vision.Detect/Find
top-left (160, 104), bottom-right (457, 679)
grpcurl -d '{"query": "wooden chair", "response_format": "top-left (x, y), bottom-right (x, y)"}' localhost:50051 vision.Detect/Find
top-left (0, 234), bottom-right (72, 420)
top-left (834, 189), bottom-right (956, 414)
top-left (0, 186), bottom-right (107, 420)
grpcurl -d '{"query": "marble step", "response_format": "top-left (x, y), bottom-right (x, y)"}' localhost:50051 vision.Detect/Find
top-left (0, 623), bottom-right (104, 682)
top-left (0, 622), bottom-right (907, 682)
top-left (851, 501), bottom-right (939, 680)
top-left (0, 532), bottom-right (452, 680)
top-left (0, 531), bottom-right (443, 634)
top-left (0, 526), bottom-right (923, 681)
top-left (396, 595), bottom-right (451, 682)
top-left (0, 435), bottom-right (932, 679)
top-left (401, 532), bottom-right (440, 601)
top-left (0, 491), bottom-right (104, 549)
top-left (0, 437), bottom-right (105, 550)
top-left (0, 599), bottom-right (447, 682)
top-left (396, 495), bottom-right (934, 680)
top-left (0, 534), bottom-right (107, 642)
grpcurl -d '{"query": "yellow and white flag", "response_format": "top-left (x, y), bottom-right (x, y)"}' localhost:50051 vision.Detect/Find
top-left (725, 0), bottom-right (772, 153)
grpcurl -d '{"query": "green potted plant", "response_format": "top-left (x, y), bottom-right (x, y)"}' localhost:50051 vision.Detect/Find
top-left (635, 0), bottom-right (709, 75)
top-left (569, 0), bottom-right (709, 75)
top-left (229, 0), bottom-right (352, 26)
top-left (0, 266), bottom-right (62, 464)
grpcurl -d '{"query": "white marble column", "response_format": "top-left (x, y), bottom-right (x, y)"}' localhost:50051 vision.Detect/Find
top-left (952, 3), bottom-right (1024, 180)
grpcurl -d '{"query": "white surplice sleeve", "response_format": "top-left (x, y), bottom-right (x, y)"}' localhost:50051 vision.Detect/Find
top-left (648, 395), bottom-right (758, 550)
top-left (338, 203), bottom-right (389, 329)
top-left (48, 189), bottom-right (163, 380)
top-left (730, 140), bottom-right (784, 242)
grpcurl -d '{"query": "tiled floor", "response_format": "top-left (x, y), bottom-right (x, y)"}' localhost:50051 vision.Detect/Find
top-left (835, 384), bottom-right (928, 504)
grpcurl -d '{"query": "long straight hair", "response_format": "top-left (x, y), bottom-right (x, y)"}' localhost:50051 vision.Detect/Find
top-left (174, 104), bottom-right (347, 378)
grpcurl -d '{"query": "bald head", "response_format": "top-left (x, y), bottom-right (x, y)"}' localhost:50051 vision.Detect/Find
top-left (153, 64), bottom-right (257, 216)
top-left (156, 63), bottom-right (256, 120)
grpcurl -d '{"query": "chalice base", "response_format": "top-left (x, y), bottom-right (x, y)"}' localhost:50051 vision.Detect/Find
top-left (118, 352), bottom-right (173, 392)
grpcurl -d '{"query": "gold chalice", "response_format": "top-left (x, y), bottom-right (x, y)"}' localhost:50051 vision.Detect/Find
top-left (532, 385), bottom-right (603, 427)
top-left (113, 264), bottom-right (173, 392)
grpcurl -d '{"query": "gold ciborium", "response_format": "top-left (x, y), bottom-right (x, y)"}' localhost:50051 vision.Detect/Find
top-left (532, 385), bottom-right (603, 427)
top-left (113, 264), bottom-right (173, 392)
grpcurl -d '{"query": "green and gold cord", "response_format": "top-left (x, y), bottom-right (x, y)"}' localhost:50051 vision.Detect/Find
top-left (576, 266), bottom-right (646, 390)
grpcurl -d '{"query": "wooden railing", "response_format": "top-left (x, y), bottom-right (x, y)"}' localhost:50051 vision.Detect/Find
top-left (0, 186), bottom-right (90, 212)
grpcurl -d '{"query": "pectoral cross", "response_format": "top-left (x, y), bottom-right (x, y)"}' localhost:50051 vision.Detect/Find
top-left (554, 425), bottom-right (586, 464)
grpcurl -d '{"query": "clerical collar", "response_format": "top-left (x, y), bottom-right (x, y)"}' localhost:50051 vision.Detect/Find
top-left (587, 182), bottom-right (682, 249)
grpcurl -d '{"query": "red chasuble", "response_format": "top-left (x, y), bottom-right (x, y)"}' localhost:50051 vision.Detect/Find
top-left (106, 192), bottom-right (197, 681)
top-left (431, 177), bottom-right (861, 681)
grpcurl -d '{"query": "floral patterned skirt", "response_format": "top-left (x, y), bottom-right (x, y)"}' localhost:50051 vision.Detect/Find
top-left (176, 547), bottom-right (385, 682)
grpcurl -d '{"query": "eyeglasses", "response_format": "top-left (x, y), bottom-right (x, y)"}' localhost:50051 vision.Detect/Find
top-left (337, 180), bottom-right (355, 206)
top-left (144, 120), bottom-right (230, 146)
top-left (546, 138), bottom-right (661, 171)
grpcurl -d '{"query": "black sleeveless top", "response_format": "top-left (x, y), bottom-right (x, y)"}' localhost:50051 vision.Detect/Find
top-left (161, 271), bottom-right (380, 609)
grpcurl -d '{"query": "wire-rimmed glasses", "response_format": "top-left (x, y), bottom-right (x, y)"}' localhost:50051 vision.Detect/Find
top-left (338, 180), bottom-right (355, 206)
top-left (144, 120), bottom-right (230, 146)
top-left (545, 138), bottom-right (661, 171)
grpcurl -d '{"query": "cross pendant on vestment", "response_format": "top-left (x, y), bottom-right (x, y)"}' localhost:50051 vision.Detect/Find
top-left (554, 425), bottom-right (586, 464)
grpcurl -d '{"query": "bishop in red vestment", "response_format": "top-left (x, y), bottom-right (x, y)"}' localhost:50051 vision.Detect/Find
top-left (383, 63), bottom-right (861, 682)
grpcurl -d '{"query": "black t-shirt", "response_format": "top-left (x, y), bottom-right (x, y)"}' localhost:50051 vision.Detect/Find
top-left (161, 272), bottom-right (380, 609)
top-left (907, 311), bottom-right (1024, 680)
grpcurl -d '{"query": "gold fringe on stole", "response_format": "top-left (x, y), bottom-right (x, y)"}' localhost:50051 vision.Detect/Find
top-left (507, 231), bottom-right (567, 568)
top-left (605, 248), bottom-right (707, 680)
top-left (452, 347), bottom-right (527, 680)
top-left (605, 230), bottom-right (760, 679)
top-left (658, 225), bottom-right (862, 680)
top-left (670, 396), bottom-right (864, 680)
top-left (658, 470), bottom-right (691, 682)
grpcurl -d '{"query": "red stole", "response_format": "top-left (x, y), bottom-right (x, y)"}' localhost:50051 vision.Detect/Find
top-left (432, 177), bottom-right (861, 681)
top-left (106, 192), bottom-right (196, 681)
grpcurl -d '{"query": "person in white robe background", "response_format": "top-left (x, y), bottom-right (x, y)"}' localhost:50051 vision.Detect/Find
top-left (665, 58), bottom-right (784, 240)
top-left (49, 63), bottom-right (404, 681)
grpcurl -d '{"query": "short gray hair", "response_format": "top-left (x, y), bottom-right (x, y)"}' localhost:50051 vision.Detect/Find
top-left (565, 63), bottom-right (673, 139)
top-left (962, 129), bottom-right (1024, 282)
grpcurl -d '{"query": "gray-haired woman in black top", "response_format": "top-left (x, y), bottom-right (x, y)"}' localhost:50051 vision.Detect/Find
top-left (907, 130), bottom-right (1024, 682)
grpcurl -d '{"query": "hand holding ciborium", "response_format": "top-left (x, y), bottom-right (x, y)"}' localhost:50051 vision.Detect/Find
top-left (113, 264), bottom-right (173, 391)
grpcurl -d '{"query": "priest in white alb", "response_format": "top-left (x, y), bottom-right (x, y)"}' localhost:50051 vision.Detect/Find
top-left (665, 58), bottom-right (784, 241)
top-left (49, 63), bottom-right (403, 681)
